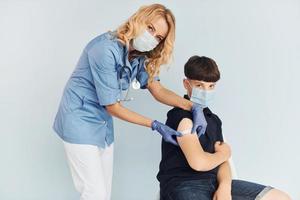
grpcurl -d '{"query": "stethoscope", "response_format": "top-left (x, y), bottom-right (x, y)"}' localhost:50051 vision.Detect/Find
top-left (116, 49), bottom-right (141, 102)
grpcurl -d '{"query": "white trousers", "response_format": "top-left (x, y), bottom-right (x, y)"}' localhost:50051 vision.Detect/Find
top-left (63, 141), bottom-right (114, 200)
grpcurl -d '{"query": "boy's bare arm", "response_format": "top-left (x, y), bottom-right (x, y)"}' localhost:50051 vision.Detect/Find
top-left (212, 161), bottom-right (232, 200)
top-left (217, 161), bottom-right (232, 186)
top-left (176, 118), bottom-right (231, 171)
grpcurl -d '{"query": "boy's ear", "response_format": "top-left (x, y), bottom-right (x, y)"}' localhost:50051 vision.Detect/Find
top-left (183, 79), bottom-right (189, 90)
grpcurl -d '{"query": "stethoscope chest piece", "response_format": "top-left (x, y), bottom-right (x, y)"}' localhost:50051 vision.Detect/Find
top-left (132, 79), bottom-right (141, 90)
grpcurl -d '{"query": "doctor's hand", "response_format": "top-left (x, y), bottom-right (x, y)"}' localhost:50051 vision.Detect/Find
top-left (151, 120), bottom-right (182, 146)
top-left (191, 103), bottom-right (207, 136)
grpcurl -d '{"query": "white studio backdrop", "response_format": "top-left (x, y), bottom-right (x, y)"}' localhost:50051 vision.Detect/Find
top-left (0, 0), bottom-right (299, 199)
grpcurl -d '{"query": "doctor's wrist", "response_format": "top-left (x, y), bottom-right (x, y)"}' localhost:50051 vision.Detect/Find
top-left (150, 120), bottom-right (157, 130)
top-left (186, 100), bottom-right (194, 111)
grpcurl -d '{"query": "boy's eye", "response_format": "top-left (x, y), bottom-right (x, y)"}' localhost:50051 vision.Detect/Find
top-left (196, 85), bottom-right (204, 89)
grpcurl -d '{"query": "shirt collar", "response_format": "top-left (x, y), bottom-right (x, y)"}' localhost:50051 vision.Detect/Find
top-left (123, 46), bottom-right (133, 69)
top-left (122, 41), bottom-right (147, 75)
top-left (109, 31), bottom-right (134, 72)
top-left (184, 94), bottom-right (190, 100)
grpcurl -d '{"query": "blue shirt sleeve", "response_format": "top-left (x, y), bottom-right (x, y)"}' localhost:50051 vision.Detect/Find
top-left (87, 42), bottom-right (121, 106)
top-left (136, 59), bottom-right (160, 89)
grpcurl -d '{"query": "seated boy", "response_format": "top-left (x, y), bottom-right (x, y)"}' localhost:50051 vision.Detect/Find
top-left (157, 56), bottom-right (291, 200)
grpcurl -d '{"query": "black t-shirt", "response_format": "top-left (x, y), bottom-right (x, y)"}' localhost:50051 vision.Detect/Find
top-left (157, 95), bottom-right (224, 195)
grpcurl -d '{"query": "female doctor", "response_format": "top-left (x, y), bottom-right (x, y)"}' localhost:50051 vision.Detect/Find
top-left (53, 4), bottom-right (207, 200)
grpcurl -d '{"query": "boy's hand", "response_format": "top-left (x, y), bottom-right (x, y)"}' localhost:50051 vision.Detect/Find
top-left (214, 141), bottom-right (231, 160)
top-left (213, 183), bottom-right (232, 200)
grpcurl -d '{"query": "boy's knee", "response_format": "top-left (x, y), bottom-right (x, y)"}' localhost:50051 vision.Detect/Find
top-left (277, 191), bottom-right (292, 200)
top-left (262, 189), bottom-right (291, 200)
top-left (279, 191), bottom-right (292, 200)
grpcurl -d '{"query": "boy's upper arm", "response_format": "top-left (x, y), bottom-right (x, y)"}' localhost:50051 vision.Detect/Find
top-left (176, 118), bottom-right (205, 163)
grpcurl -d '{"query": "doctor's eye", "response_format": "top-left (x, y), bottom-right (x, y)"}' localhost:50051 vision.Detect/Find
top-left (147, 24), bottom-right (155, 33)
top-left (156, 36), bottom-right (163, 42)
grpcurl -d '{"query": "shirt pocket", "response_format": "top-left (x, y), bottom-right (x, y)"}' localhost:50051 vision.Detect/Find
top-left (79, 96), bottom-right (108, 125)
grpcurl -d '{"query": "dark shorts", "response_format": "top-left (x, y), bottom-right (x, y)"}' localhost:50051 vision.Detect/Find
top-left (161, 179), bottom-right (273, 200)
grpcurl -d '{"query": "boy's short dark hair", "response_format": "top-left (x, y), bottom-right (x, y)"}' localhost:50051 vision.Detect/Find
top-left (184, 56), bottom-right (220, 82)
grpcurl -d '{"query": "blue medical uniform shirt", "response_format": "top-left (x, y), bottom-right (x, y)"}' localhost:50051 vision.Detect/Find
top-left (52, 31), bottom-right (160, 148)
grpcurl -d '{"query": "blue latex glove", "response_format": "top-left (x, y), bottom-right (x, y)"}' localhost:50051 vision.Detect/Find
top-left (151, 120), bottom-right (182, 146)
top-left (191, 103), bottom-right (207, 136)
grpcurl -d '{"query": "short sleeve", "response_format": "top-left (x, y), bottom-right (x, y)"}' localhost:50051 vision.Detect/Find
top-left (136, 59), bottom-right (160, 89)
top-left (215, 115), bottom-right (224, 142)
top-left (87, 42), bottom-right (121, 106)
top-left (166, 108), bottom-right (193, 131)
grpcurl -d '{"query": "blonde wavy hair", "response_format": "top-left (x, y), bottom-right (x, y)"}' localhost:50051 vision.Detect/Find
top-left (116, 4), bottom-right (175, 82)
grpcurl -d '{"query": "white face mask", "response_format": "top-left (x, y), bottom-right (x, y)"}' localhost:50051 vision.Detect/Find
top-left (190, 87), bottom-right (215, 108)
top-left (187, 80), bottom-right (215, 108)
top-left (132, 29), bottom-right (159, 52)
